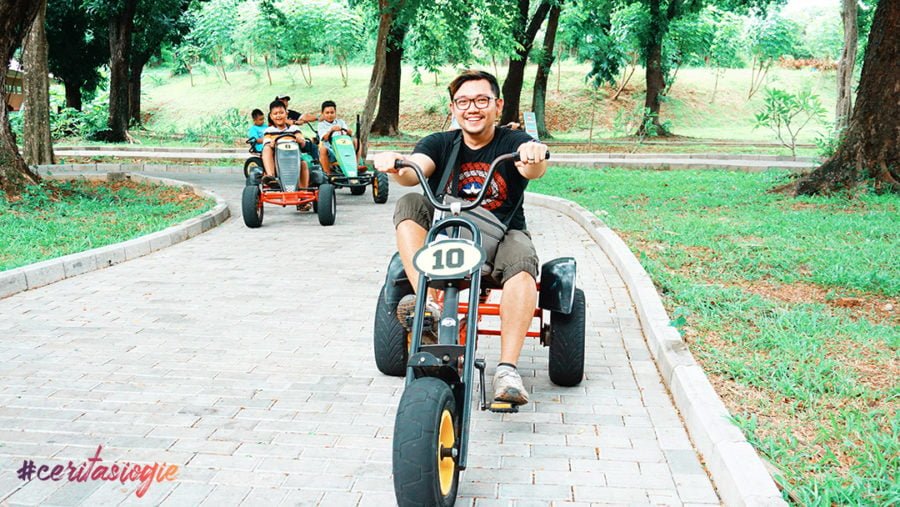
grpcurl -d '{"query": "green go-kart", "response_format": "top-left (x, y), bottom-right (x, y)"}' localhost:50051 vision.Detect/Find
top-left (324, 117), bottom-right (389, 204)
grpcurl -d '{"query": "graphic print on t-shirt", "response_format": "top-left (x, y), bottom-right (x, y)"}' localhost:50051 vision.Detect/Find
top-left (454, 161), bottom-right (508, 211)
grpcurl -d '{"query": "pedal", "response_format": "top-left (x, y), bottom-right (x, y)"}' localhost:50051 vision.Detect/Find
top-left (405, 312), bottom-right (435, 331)
top-left (488, 401), bottom-right (519, 413)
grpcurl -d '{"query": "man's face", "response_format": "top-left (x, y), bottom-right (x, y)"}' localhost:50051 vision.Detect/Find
top-left (451, 79), bottom-right (501, 137)
top-left (270, 106), bottom-right (287, 127)
top-left (322, 106), bottom-right (336, 122)
top-left (253, 115), bottom-right (265, 126)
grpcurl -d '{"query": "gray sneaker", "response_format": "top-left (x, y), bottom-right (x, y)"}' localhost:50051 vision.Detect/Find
top-left (493, 365), bottom-right (529, 405)
top-left (396, 294), bottom-right (440, 345)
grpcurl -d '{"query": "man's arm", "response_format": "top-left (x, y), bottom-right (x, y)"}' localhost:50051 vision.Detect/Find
top-left (372, 152), bottom-right (437, 187)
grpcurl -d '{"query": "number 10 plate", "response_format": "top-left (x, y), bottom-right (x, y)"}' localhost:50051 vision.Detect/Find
top-left (413, 239), bottom-right (486, 279)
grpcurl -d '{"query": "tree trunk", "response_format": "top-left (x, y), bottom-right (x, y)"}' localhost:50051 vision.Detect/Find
top-left (371, 22), bottom-right (406, 137)
top-left (797, 0), bottom-right (899, 195)
top-left (359, 0), bottom-right (400, 159)
top-left (64, 80), bottom-right (83, 110)
top-left (264, 54), bottom-right (272, 86)
top-left (128, 56), bottom-right (146, 127)
top-left (533, 3), bottom-right (560, 139)
top-left (639, 0), bottom-right (668, 136)
top-left (23, 0), bottom-right (54, 166)
top-left (0, 0), bottom-right (43, 196)
top-left (836, 0), bottom-right (858, 131)
top-left (105, 0), bottom-right (138, 142)
top-left (501, 0), bottom-right (551, 125)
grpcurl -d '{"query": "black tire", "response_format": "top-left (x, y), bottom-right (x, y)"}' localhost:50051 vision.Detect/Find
top-left (241, 185), bottom-right (263, 228)
top-left (350, 185), bottom-right (366, 196)
top-left (373, 285), bottom-right (408, 376)
top-left (317, 183), bottom-right (336, 226)
top-left (393, 377), bottom-right (460, 507)
top-left (373, 171), bottom-right (389, 204)
top-left (548, 288), bottom-right (585, 386)
top-left (243, 156), bottom-right (263, 178)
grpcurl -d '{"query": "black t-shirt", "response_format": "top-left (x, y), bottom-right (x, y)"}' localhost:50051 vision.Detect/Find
top-left (287, 109), bottom-right (301, 122)
top-left (413, 128), bottom-right (536, 230)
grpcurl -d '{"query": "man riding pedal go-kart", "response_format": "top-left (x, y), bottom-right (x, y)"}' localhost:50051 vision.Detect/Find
top-left (373, 70), bottom-right (585, 506)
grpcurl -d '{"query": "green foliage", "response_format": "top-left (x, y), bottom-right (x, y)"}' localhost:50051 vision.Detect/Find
top-left (612, 103), bottom-right (671, 142)
top-left (666, 11), bottom-right (714, 69)
top-left (0, 180), bottom-right (213, 271)
top-left (800, 6), bottom-right (842, 60)
top-left (9, 93), bottom-right (110, 141)
top-left (46, 0), bottom-right (108, 103)
top-left (407, 0), bottom-right (475, 82)
top-left (747, 12), bottom-right (804, 62)
top-left (754, 87), bottom-right (827, 157)
top-left (814, 123), bottom-right (846, 160)
top-left (179, 108), bottom-right (246, 141)
top-left (560, 0), bottom-right (630, 87)
top-left (472, 0), bottom-right (520, 62)
top-left (703, 6), bottom-right (745, 69)
top-left (184, 0), bottom-right (242, 71)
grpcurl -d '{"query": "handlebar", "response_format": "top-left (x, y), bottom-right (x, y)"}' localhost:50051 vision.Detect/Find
top-left (394, 151), bottom-right (549, 213)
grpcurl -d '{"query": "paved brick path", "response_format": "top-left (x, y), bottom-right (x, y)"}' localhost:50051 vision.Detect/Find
top-left (0, 173), bottom-right (719, 506)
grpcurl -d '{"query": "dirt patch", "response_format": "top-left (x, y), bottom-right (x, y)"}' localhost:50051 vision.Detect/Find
top-left (733, 279), bottom-right (898, 325)
top-left (77, 179), bottom-right (206, 208)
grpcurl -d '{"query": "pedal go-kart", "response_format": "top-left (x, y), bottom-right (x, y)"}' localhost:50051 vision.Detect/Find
top-left (242, 133), bottom-right (336, 228)
top-left (373, 153), bottom-right (585, 506)
top-left (325, 120), bottom-right (389, 204)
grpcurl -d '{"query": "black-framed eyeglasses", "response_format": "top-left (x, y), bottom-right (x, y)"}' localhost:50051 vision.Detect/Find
top-left (453, 96), bottom-right (495, 110)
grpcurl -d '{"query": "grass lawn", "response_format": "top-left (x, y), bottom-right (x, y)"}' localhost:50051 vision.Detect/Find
top-left (139, 62), bottom-right (837, 147)
top-left (0, 179), bottom-right (214, 271)
top-left (530, 167), bottom-right (899, 505)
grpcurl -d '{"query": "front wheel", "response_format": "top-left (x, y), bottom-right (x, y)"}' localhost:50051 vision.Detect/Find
top-left (241, 185), bottom-right (263, 228)
top-left (373, 171), bottom-right (389, 204)
top-left (548, 288), bottom-right (585, 386)
top-left (317, 183), bottom-right (336, 226)
top-left (393, 377), bottom-right (460, 507)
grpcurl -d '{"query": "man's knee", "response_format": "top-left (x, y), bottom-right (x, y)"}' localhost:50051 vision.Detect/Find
top-left (393, 193), bottom-right (432, 230)
top-left (493, 230), bottom-right (539, 286)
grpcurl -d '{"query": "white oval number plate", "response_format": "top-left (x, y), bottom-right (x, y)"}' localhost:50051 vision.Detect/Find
top-left (413, 240), bottom-right (485, 278)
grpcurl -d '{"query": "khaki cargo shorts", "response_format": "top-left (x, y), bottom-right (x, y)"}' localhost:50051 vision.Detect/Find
top-left (393, 193), bottom-right (539, 286)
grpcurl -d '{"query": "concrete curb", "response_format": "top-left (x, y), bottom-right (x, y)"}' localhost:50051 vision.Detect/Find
top-left (35, 162), bottom-right (244, 175)
top-left (526, 191), bottom-right (786, 507)
top-left (0, 172), bottom-right (230, 300)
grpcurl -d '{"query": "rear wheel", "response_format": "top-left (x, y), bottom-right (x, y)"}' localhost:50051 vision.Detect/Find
top-left (241, 185), bottom-right (263, 228)
top-left (373, 285), bottom-right (408, 376)
top-left (317, 184), bottom-right (336, 226)
top-left (350, 185), bottom-right (366, 196)
top-left (373, 171), bottom-right (390, 204)
top-left (393, 377), bottom-right (459, 507)
top-left (548, 288), bottom-right (585, 386)
top-left (243, 156), bottom-right (263, 179)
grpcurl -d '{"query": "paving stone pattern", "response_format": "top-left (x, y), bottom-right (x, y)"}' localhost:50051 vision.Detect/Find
top-left (0, 173), bottom-right (719, 506)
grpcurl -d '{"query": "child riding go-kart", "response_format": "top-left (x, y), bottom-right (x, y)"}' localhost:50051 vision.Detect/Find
top-left (319, 113), bottom-right (389, 204)
top-left (372, 152), bottom-right (585, 506)
top-left (242, 132), bottom-right (336, 228)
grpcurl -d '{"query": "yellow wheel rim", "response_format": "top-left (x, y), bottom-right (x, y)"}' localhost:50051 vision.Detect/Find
top-left (438, 409), bottom-right (456, 495)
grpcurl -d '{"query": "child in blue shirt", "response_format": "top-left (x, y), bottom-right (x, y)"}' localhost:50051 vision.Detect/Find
top-left (247, 109), bottom-right (267, 153)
